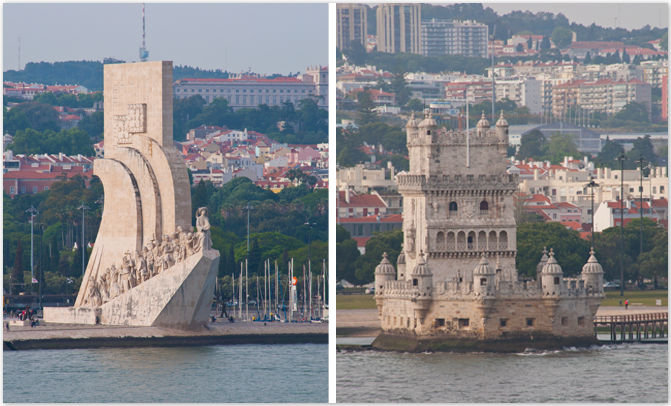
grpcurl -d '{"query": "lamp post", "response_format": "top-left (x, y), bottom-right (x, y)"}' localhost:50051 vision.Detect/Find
top-left (646, 164), bottom-right (653, 220)
top-left (586, 178), bottom-right (599, 249)
top-left (77, 203), bottom-right (90, 277)
top-left (616, 152), bottom-right (627, 297)
top-left (635, 155), bottom-right (646, 257)
top-left (26, 205), bottom-right (38, 294)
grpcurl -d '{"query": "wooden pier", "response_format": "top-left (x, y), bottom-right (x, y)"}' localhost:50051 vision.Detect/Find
top-left (594, 312), bottom-right (668, 342)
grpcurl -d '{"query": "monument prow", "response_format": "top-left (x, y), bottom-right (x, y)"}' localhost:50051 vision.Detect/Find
top-left (45, 61), bottom-right (219, 328)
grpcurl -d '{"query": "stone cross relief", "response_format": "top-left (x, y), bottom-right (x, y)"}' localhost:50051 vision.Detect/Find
top-left (114, 103), bottom-right (147, 144)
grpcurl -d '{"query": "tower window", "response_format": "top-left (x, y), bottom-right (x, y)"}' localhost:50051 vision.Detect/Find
top-left (449, 202), bottom-right (458, 213)
top-left (413, 279), bottom-right (418, 286)
top-left (427, 130), bottom-right (431, 135)
top-left (480, 278), bottom-right (487, 286)
top-left (554, 277), bottom-right (560, 285)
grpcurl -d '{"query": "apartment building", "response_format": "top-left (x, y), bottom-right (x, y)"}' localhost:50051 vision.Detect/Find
top-left (493, 76), bottom-right (542, 114)
top-left (637, 60), bottom-right (668, 88)
top-left (173, 66), bottom-right (328, 110)
top-left (515, 161), bottom-right (668, 224)
top-left (337, 4), bottom-right (367, 51)
top-left (551, 78), bottom-right (651, 118)
top-left (421, 19), bottom-right (488, 58)
top-left (336, 162), bottom-right (397, 193)
top-left (376, 3), bottom-right (421, 54)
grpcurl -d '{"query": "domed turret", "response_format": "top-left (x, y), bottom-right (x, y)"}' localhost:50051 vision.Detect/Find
top-left (473, 253), bottom-right (495, 296)
top-left (396, 249), bottom-right (406, 281)
top-left (581, 247), bottom-right (604, 294)
top-left (418, 111), bottom-right (438, 141)
top-left (495, 111), bottom-right (509, 144)
top-left (406, 111), bottom-right (419, 141)
top-left (536, 246), bottom-right (549, 287)
top-left (541, 249), bottom-right (564, 296)
top-left (476, 111), bottom-right (490, 137)
top-left (410, 251), bottom-right (432, 325)
top-left (374, 252), bottom-right (396, 295)
top-left (411, 250), bottom-right (433, 293)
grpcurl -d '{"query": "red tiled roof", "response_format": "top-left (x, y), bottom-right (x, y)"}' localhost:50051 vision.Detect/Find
top-left (352, 237), bottom-right (370, 248)
top-left (337, 214), bottom-right (403, 223)
top-left (179, 77), bottom-right (303, 84)
top-left (338, 191), bottom-right (386, 208)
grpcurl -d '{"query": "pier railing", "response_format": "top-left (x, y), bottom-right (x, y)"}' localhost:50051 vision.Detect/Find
top-left (594, 312), bottom-right (668, 341)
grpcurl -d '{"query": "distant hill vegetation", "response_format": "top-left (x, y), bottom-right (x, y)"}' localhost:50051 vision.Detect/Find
top-left (364, 3), bottom-right (665, 47)
top-left (3, 60), bottom-right (295, 91)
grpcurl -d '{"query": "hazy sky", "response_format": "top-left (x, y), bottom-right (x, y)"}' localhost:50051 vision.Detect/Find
top-left (3, 3), bottom-right (328, 75)
top-left (483, 3), bottom-right (668, 31)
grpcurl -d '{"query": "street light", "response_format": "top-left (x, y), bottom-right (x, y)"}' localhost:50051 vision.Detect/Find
top-left (78, 203), bottom-right (90, 277)
top-left (26, 205), bottom-right (38, 294)
top-left (635, 155), bottom-right (646, 258)
top-left (585, 178), bottom-right (599, 249)
top-left (616, 152), bottom-right (627, 297)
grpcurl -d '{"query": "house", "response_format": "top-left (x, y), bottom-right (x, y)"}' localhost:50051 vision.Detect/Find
top-left (337, 189), bottom-right (388, 218)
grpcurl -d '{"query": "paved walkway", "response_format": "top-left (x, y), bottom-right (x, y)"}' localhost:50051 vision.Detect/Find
top-left (3, 319), bottom-right (328, 350)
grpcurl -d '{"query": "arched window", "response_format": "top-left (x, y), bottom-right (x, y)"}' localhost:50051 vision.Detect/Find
top-left (554, 277), bottom-right (560, 285)
top-left (449, 202), bottom-right (458, 213)
top-left (467, 231), bottom-right (476, 250)
top-left (480, 201), bottom-right (489, 216)
top-left (480, 278), bottom-right (487, 286)
top-left (436, 232), bottom-right (445, 250)
top-left (499, 231), bottom-right (508, 250)
top-left (447, 232), bottom-right (456, 251)
top-left (427, 130), bottom-right (431, 135)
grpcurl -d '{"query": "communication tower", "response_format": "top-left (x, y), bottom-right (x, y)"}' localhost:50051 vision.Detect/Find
top-left (139, 3), bottom-right (149, 62)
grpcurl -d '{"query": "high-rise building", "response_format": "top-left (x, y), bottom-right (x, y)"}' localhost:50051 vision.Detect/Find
top-left (376, 3), bottom-right (421, 54)
top-left (337, 4), bottom-right (367, 52)
top-left (421, 19), bottom-right (489, 58)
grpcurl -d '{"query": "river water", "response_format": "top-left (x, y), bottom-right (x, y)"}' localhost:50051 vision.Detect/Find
top-left (337, 342), bottom-right (668, 403)
top-left (4, 344), bottom-right (327, 403)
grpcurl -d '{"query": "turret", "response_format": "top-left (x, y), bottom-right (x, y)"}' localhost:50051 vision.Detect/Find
top-left (495, 111), bottom-right (509, 156)
top-left (374, 252), bottom-right (397, 315)
top-left (473, 253), bottom-right (495, 296)
top-left (396, 249), bottom-right (406, 281)
top-left (418, 111), bottom-right (438, 142)
top-left (476, 111), bottom-right (490, 137)
top-left (536, 246), bottom-right (549, 289)
top-left (406, 111), bottom-right (419, 141)
top-left (581, 247), bottom-right (604, 295)
top-left (410, 251), bottom-right (432, 324)
top-left (374, 252), bottom-right (396, 294)
top-left (541, 249), bottom-right (564, 296)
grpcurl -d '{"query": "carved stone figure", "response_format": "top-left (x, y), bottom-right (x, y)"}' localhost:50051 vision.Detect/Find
top-left (134, 250), bottom-right (147, 285)
top-left (173, 232), bottom-right (184, 263)
top-left (196, 207), bottom-right (212, 251)
top-left (185, 232), bottom-right (196, 256)
top-left (121, 252), bottom-right (133, 293)
top-left (145, 243), bottom-right (155, 278)
top-left (109, 264), bottom-right (121, 299)
top-left (153, 239), bottom-right (163, 275)
top-left (161, 235), bottom-right (175, 270)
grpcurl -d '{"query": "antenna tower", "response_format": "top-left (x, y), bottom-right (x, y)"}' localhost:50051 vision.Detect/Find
top-left (139, 3), bottom-right (149, 62)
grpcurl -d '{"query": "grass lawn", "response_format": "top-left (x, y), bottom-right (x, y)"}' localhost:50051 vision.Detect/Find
top-left (336, 294), bottom-right (377, 310)
top-left (601, 289), bottom-right (668, 307)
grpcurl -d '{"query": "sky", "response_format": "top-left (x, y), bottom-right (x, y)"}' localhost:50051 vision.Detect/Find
top-left (3, 3), bottom-right (328, 75)
top-left (482, 3), bottom-right (668, 31)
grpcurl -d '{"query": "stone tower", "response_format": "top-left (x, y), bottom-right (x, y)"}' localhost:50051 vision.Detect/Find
top-left (398, 110), bottom-right (517, 283)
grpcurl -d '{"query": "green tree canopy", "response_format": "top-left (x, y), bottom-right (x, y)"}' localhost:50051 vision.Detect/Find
top-left (551, 26), bottom-right (574, 48)
top-left (356, 87), bottom-right (378, 126)
top-left (516, 129), bottom-right (546, 161)
top-left (516, 222), bottom-right (592, 278)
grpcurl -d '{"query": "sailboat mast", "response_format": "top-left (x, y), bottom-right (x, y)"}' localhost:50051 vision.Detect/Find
top-left (239, 263), bottom-right (242, 319)
top-left (245, 259), bottom-right (248, 321)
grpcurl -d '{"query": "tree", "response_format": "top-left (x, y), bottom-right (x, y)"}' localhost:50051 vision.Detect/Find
top-left (354, 229), bottom-right (403, 283)
top-left (526, 37), bottom-right (533, 50)
top-left (516, 43), bottom-right (525, 52)
top-left (77, 111), bottom-right (104, 139)
top-left (4, 102), bottom-right (60, 135)
top-left (551, 27), bottom-right (573, 49)
top-left (594, 138), bottom-right (624, 168)
top-left (405, 98), bottom-right (424, 112)
top-left (583, 52), bottom-right (591, 64)
top-left (516, 130), bottom-right (546, 161)
top-left (390, 65), bottom-right (411, 108)
top-left (660, 32), bottom-right (668, 52)
top-left (540, 35), bottom-right (551, 50)
top-left (345, 40), bottom-right (368, 66)
top-left (542, 132), bottom-right (583, 164)
top-left (12, 239), bottom-right (24, 293)
top-left (356, 87), bottom-right (378, 126)
top-left (517, 222), bottom-right (591, 278)
top-left (614, 101), bottom-right (649, 124)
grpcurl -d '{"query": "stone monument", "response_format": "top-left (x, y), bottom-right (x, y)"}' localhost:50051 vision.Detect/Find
top-left (44, 61), bottom-right (220, 328)
top-left (372, 111), bottom-right (604, 352)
